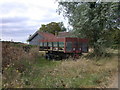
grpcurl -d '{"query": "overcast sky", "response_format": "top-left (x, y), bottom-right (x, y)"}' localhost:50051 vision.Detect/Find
top-left (0, 0), bottom-right (68, 43)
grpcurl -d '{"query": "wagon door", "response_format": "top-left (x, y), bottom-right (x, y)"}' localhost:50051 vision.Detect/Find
top-left (81, 42), bottom-right (88, 53)
top-left (73, 42), bottom-right (81, 53)
top-left (66, 42), bottom-right (72, 52)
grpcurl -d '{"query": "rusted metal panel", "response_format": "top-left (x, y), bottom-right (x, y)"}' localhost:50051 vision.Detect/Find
top-left (39, 37), bottom-right (89, 53)
top-left (66, 42), bottom-right (72, 52)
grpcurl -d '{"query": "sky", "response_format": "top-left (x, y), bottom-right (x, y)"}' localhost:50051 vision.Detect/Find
top-left (0, 0), bottom-right (68, 43)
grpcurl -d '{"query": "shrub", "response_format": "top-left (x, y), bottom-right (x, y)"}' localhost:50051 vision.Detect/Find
top-left (2, 42), bottom-right (40, 88)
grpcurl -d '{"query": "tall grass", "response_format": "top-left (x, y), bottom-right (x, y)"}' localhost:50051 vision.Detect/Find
top-left (2, 42), bottom-right (61, 88)
top-left (2, 42), bottom-right (118, 88)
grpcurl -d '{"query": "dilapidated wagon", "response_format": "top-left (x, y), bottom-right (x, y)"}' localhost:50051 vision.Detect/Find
top-left (39, 37), bottom-right (89, 60)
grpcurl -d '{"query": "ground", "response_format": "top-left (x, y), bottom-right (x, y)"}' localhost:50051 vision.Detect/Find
top-left (2, 43), bottom-right (119, 88)
top-left (109, 73), bottom-right (118, 88)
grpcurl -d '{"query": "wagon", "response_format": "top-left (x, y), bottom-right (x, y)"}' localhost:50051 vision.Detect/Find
top-left (39, 37), bottom-right (89, 60)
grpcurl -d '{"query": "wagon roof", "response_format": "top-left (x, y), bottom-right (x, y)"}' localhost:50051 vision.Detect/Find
top-left (27, 31), bottom-right (56, 41)
top-left (57, 32), bottom-right (72, 37)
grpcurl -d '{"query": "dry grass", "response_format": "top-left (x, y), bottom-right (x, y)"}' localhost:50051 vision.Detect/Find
top-left (43, 56), bottom-right (118, 88)
top-left (2, 42), bottom-right (118, 88)
top-left (2, 42), bottom-right (42, 88)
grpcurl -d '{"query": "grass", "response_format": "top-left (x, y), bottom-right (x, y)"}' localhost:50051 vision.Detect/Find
top-left (3, 55), bottom-right (118, 88)
top-left (2, 43), bottom-right (118, 88)
top-left (34, 56), bottom-right (60, 67)
top-left (4, 55), bottom-right (118, 88)
top-left (2, 56), bottom-right (61, 88)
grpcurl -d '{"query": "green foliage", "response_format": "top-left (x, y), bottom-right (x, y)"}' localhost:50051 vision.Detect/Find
top-left (39, 22), bottom-right (66, 35)
top-left (3, 42), bottom-right (118, 88)
top-left (58, 2), bottom-right (120, 56)
top-left (111, 28), bottom-right (120, 45)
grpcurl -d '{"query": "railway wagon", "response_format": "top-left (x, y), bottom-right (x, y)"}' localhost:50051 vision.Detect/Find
top-left (39, 37), bottom-right (89, 60)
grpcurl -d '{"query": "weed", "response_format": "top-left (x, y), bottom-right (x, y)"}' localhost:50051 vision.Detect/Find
top-left (2, 42), bottom-right (118, 88)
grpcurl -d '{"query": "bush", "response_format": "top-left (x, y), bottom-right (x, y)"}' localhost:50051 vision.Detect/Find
top-left (30, 47), bottom-right (40, 59)
top-left (111, 44), bottom-right (118, 49)
top-left (2, 42), bottom-right (41, 88)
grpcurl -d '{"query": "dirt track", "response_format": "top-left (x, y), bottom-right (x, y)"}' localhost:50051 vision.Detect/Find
top-left (109, 73), bottom-right (119, 88)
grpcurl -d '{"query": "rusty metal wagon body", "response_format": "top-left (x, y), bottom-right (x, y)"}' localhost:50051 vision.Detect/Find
top-left (39, 37), bottom-right (89, 60)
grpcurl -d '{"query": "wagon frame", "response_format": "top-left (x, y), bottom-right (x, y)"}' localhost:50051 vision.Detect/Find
top-left (39, 37), bottom-right (89, 60)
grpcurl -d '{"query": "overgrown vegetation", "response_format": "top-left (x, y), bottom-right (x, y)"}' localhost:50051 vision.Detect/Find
top-left (2, 42), bottom-right (118, 88)
top-left (2, 42), bottom-right (59, 88)
top-left (2, 1), bottom-right (119, 88)
top-left (57, 2), bottom-right (120, 56)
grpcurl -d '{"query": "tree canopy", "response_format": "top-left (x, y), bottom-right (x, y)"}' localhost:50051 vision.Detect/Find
top-left (38, 22), bottom-right (66, 35)
top-left (58, 2), bottom-right (120, 56)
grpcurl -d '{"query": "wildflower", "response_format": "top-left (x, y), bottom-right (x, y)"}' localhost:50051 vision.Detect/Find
top-left (7, 64), bottom-right (10, 67)
top-left (3, 84), bottom-right (6, 87)
top-left (16, 70), bottom-right (19, 73)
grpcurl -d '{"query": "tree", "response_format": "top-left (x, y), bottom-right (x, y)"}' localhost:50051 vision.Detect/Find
top-left (38, 22), bottom-right (66, 35)
top-left (58, 2), bottom-right (120, 56)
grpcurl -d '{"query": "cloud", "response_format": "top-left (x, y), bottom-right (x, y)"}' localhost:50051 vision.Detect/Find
top-left (2, 23), bottom-right (37, 36)
top-left (35, 15), bottom-right (62, 23)
top-left (2, 29), bottom-right (33, 37)
top-left (0, 2), bottom-right (28, 14)
top-left (2, 25), bottom-right (35, 42)
top-left (1, 17), bottom-right (29, 24)
top-left (0, 0), bottom-right (68, 42)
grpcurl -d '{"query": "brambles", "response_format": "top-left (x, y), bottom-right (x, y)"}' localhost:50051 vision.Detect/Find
top-left (2, 41), bottom-right (118, 88)
top-left (2, 42), bottom-right (40, 88)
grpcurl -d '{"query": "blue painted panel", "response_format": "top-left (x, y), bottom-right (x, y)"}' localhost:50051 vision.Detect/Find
top-left (29, 34), bottom-right (44, 45)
